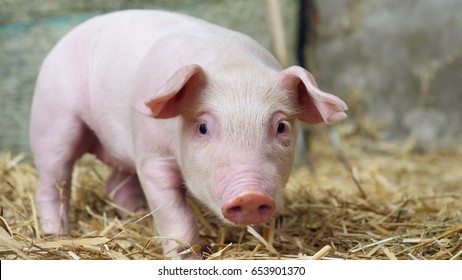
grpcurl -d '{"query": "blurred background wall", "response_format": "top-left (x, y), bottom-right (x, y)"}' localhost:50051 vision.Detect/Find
top-left (313, 0), bottom-right (462, 149)
top-left (1, 0), bottom-right (461, 154)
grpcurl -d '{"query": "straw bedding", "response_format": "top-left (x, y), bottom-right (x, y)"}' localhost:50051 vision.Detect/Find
top-left (1, 126), bottom-right (461, 260)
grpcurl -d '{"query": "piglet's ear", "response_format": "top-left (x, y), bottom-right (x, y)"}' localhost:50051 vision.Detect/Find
top-left (279, 66), bottom-right (347, 125)
top-left (135, 64), bottom-right (206, 119)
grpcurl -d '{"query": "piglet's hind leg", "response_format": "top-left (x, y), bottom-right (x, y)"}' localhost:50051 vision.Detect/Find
top-left (31, 112), bottom-right (95, 234)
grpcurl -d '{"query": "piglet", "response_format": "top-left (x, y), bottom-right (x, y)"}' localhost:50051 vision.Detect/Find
top-left (30, 10), bottom-right (347, 258)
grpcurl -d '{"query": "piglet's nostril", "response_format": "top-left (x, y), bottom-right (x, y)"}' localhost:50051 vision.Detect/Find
top-left (258, 204), bottom-right (272, 215)
top-left (229, 205), bottom-right (243, 215)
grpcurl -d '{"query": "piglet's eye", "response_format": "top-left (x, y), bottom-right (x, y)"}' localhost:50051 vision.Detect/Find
top-left (198, 123), bottom-right (208, 135)
top-left (277, 122), bottom-right (288, 134)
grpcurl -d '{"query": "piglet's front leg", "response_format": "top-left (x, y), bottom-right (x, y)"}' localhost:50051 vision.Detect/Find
top-left (137, 159), bottom-right (201, 259)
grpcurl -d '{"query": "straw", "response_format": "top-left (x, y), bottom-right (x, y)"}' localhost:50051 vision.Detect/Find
top-left (0, 125), bottom-right (461, 260)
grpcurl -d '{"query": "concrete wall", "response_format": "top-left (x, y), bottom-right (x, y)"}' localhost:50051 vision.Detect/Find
top-left (313, 0), bottom-right (462, 148)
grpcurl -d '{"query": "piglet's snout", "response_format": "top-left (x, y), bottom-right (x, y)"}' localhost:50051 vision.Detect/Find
top-left (222, 191), bottom-right (276, 225)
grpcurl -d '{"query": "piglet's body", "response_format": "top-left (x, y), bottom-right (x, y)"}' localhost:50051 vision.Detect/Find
top-left (30, 10), bottom-right (347, 258)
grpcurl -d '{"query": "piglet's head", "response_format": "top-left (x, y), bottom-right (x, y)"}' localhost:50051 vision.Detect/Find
top-left (136, 63), bottom-right (347, 226)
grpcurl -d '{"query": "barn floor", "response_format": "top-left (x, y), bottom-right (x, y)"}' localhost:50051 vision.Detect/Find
top-left (1, 125), bottom-right (461, 260)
